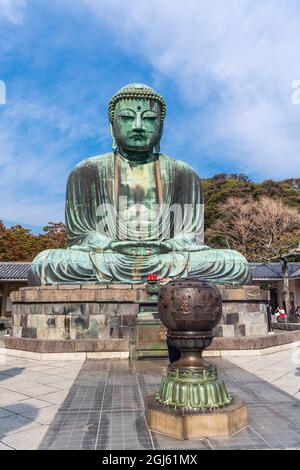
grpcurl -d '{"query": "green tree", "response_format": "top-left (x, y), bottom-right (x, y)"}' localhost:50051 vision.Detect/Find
top-left (0, 221), bottom-right (67, 262)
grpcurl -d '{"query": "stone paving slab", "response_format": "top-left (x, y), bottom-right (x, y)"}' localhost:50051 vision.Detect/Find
top-left (0, 409), bottom-right (12, 419)
top-left (0, 442), bottom-right (13, 450)
top-left (1, 347), bottom-right (299, 450)
top-left (0, 390), bottom-right (31, 407)
top-left (0, 354), bottom-right (84, 449)
top-left (3, 398), bottom-right (52, 414)
top-left (20, 404), bottom-right (60, 425)
top-left (0, 414), bottom-right (40, 439)
top-left (1, 424), bottom-right (47, 450)
top-left (39, 348), bottom-right (300, 450)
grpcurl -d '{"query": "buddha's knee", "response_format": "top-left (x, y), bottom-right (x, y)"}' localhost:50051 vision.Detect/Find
top-left (188, 248), bottom-right (249, 284)
top-left (218, 249), bottom-right (249, 269)
top-left (190, 248), bottom-right (247, 264)
top-left (28, 248), bottom-right (93, 286)
top-left (32, 248), bottom-right (92, 265)
top-left (28, 249), bottom-right (63, 286)
top-left (32, 248), bottom-right (65, 263)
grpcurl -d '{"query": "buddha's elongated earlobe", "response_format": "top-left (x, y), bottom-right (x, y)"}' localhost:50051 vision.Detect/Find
top-left (112, 137), bottom-right (119, 154)
top-left (154, 142), bottom-right (161, 154)
top-left (154, 124), bottom-right (163, 155)
top-left (110, 123), bottom-right (119, 154)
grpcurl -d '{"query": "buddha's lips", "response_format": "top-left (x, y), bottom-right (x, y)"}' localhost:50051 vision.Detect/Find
top-left (131, 134), bottom-right (147, 139)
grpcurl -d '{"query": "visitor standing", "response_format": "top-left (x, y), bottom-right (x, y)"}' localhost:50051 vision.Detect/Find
top-left (275, 305), bottom-right (286, 323)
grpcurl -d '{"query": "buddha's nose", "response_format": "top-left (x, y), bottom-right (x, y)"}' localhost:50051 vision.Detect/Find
top-left (133, 112), bottom-right (143, 131)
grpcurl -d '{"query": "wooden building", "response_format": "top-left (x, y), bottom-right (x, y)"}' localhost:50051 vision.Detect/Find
top-left (250, 262), bottom-right (300, 313)
top-left (0, 262), bottom-right (30, 317)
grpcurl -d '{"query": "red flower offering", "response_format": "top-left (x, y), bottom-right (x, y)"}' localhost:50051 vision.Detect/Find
top-left (147, 274), bottom-right (158, 282)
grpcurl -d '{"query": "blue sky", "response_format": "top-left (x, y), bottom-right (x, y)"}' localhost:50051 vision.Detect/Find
top-left (1, 0), bottom-right (300, 232)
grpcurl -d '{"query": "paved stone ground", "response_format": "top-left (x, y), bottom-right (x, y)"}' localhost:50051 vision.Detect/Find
top-left (41, 347), bottom-right (300, 450)
top-left (0, 347), bottom-right (299, 450)
top-left (0, 356), bottom-right (83, 449)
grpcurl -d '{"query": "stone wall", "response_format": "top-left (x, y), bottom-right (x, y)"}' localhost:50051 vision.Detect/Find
top-left (10, 284), bottom-right (145, 342)
top-left (9, 284), bottom-right (269, 354)
top-left (216, 285), bottom-right (269, 337)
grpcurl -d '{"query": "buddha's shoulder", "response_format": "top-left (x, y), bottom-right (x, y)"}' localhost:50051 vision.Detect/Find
top-left (72, 153), bottom-right (114, 172)
top-left (71, 153), bottom-right (200, 178)
top-left (160, 154), bottom-right (200, 178)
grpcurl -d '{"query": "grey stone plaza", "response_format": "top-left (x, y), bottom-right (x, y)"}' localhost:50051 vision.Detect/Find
top-left (0, 347), bottom-right (299, 450)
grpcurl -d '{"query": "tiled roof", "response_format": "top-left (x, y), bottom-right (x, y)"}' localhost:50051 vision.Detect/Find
top-left (0, 262), bottom-right (31, 281)
top-left (250, 262), bottom-right (300, 280)
top-left (291, 267), bottom-right (300, 278)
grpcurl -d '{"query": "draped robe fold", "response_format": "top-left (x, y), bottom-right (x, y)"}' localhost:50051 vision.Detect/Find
top-left (28, 153), bottom-right (249, 285)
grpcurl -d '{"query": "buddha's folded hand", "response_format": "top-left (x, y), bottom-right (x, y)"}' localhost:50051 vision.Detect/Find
top-left (109, 240), bottom-right (172, 255)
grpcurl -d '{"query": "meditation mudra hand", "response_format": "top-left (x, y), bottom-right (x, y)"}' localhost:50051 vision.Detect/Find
top-left (28, 84), bottom-right (249, 285)
top-left (109, 241), bottom-right (172, 256)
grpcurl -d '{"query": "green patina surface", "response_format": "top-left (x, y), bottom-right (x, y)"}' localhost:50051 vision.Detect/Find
top-left (28, 84), bottom-right (249, 286)
top-left (155, 364), bottom-right (232, 410)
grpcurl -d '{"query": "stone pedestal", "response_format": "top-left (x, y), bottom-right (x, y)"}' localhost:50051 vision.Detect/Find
top-left (9, 284), bottom-right (148, 349)
top-left (146, 396), bottom-right (247, 439)
top-left (216, 285), bottom-right (269, 338)
top-left (7, 283), bottom-right (271, 356)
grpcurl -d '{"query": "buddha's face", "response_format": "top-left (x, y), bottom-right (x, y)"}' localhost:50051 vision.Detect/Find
top-left (112, 98), bottom-right (163, 153)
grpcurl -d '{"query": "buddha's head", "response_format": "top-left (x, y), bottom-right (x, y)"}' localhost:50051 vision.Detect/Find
top-left (108, 83), bottom-right (166, 155)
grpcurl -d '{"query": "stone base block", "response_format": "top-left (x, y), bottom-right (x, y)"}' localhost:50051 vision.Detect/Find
top-left (245, 323), bottom-right (268, 336)
top-left (10, 284), bottom-right (143, 342)
top-left (217, 285), bottom-right (269, 338)
top-left (145, 395), bottom-right (248, 439)
top-left (8, 284), bottom-right (271, 356)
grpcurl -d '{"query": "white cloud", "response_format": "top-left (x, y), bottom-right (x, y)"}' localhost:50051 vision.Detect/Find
top-left (82, 0), bottom-right (300, 179)
top-left (2, 0), bottom-right (300, 228)
top-left (0, 91), bottom-right (106, 225)
top-left (0, 0), bottom-right (26, 24)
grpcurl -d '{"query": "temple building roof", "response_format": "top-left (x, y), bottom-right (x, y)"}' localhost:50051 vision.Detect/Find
top-left (0, 262), bottom-right (31, 281)
top-left (250, 262), bottom-right (300, 280)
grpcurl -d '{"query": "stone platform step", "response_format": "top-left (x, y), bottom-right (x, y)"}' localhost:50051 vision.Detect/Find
top-left (1, 336), bottom-right (128, 354)
top-left (272, 322), bottom-right (300, 331)
top-left (2, 330), bottom-right (299, 358)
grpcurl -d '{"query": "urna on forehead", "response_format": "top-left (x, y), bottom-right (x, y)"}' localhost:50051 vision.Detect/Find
top-left (108, 83), bottom-right (167, 122)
